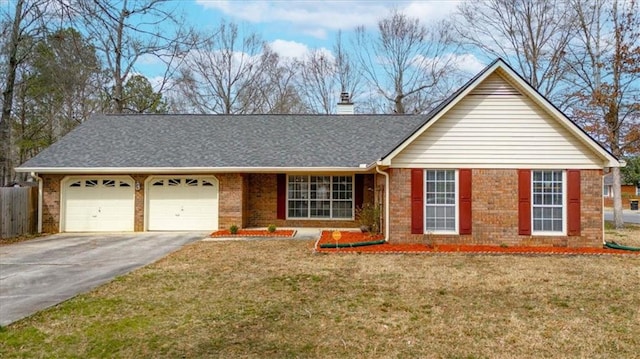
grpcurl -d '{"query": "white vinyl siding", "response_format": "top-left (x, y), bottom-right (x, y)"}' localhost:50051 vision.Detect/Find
top-left (392, 73), bottom-right (602, 169)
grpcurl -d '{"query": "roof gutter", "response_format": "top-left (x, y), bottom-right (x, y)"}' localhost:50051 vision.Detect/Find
top-left (15, 166), bottom-right (377, 174)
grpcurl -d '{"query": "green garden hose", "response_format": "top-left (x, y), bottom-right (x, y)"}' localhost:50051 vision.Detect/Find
top-left (319, 239), bottom-right (386, 249)
top-left (605, 241), bottom-right (640, 251)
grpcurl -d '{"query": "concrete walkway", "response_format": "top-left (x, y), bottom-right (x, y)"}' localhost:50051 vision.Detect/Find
top-left (0, 232), bottom-right (205, 326)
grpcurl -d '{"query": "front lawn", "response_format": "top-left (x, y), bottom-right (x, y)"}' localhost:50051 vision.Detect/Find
top-left (1, 232), bottom-right (639, 358)
top-left (605, 222), bottom-right (640, 247)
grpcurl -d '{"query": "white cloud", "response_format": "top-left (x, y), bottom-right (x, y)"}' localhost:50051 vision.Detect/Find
top-left (415, 52), bottom-right (487, 75)
top-left (448, 53), bottom-right (486, 74)
top-left (401, 1), bottom-right (462, 23)
top-left (137, 54), bottom-right (162, 66)
top-left (269, 39), bottom-right (310, 59)
top-left (195, 1), bottom-right (459, 38)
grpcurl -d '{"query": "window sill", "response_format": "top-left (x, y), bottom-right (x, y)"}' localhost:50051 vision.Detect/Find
top-left (532, 231), bottom-right (566, 236)
top-left (424, 231), bottom-right (458, 235)
top-left (286, 217), bottom-right (354, 221)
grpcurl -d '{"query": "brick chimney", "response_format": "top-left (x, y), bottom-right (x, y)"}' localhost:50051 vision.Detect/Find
top-left (336, 92), bottom-right (354, 115)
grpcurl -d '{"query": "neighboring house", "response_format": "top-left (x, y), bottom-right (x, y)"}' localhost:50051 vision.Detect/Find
top-left (603, 172), bottom-right (640, 208)
top-left (16, 59), bottom-right (621, 248)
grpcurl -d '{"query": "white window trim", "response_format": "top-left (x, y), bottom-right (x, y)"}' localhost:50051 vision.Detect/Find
top-left (423, 169), bottom-right (459, 235)
top-left (531, 170), bottom-right (567, 236)
top-left (636, 185), bottom-right (640, 196)
top-left (285, 174), bottom-right (355, 221)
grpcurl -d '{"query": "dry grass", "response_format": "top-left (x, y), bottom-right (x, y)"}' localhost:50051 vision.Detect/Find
top-left (2, 232), bottom-right (640, 359)
top-left (605, 223), bottom-right (640, 247)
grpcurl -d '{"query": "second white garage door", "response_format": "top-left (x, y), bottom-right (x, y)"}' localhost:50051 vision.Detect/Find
top-left (146, 177), bottom-right (219, 231)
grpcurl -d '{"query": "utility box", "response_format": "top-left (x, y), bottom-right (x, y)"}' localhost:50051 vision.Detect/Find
top-left (631, 200), bottom-right (639, 211)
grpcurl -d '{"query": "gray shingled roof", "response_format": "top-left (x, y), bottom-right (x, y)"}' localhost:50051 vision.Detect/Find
top-left (18, 114), bottom-right (427, 170)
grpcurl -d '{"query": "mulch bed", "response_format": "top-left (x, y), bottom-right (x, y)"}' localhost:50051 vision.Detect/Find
top-left (211, 229), bottom-right (296, 237)
top-left (315, 230), bottom-right (640, 255)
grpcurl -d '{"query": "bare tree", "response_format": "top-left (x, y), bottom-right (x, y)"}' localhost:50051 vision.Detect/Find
top-left (298, 49), bottom-right (337, 114)
top-left (565, 0), bottom-right (640, 228)
top-left (72, 0), bottom-right (192, 114)
top-left (354, 10), bottom-right (457, 114)
top-left (298, 31), bottom-right (361, 114)
top-left (0, 0), bottom-right (56, 185)
top-left (176, 21), bottom-right (276, 114)
top-left (242, 50), bottom-right (305, 114)
top-left (453, 0), bottom-right (575, 103)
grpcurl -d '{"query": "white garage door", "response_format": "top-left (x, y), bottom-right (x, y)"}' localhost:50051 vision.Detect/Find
top-left (147, 177), bottom-right (219, 231)
top-left (63, 177), bottom-right (135, 232)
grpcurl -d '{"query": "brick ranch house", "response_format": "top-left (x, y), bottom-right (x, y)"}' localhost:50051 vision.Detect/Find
top-left (17, 59), bottom-right (621, 248)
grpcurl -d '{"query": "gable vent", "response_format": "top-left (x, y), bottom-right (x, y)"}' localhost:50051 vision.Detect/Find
top-left (470, 73), bottom-right (521, 96)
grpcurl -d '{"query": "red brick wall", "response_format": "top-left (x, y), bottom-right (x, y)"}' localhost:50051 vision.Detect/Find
top-left (245, 173), bottom-right (374, 228)
top-left (216, 173), bottom-right (245, 229)
top-left (131, 174), bottom-right (148, 231)
top-left (388, 168), bottom-right (603, 248)
top-left (41, 174), bottom-right (63, 233)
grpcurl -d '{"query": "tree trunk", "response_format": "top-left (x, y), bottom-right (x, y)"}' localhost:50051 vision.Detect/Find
top-left (0, 0), bottom-right (25, 186)
top-left (612, 167), bottom-right (625, 229)
top-left (113, 7), bottom-right (126, 114)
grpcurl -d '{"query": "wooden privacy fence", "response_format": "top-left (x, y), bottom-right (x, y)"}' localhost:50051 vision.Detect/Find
top-left (0, 186), bottom-right (38, 239)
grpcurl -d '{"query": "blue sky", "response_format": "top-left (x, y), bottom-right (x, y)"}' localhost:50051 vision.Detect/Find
top-left (139, 0), bottom-right (486, 80)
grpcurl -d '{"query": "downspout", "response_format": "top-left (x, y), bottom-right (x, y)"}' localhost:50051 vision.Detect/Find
top-left (602, 170), bottom-right (605, 246)
top-left (375, 165), bottom-right (390, 242)
top-left (31, 172), bottom-right (43, 233)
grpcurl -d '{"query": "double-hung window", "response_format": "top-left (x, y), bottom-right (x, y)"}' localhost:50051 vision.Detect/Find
top-left (287, 175), bottom-right (353, 219)
top-left (532, 170), bottom-right (564, 233)
top-left (425, 170), bottom-right (457, 232)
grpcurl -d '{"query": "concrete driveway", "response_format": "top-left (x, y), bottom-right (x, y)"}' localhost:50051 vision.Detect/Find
top-left (0, 232), bottom-right (206, 326)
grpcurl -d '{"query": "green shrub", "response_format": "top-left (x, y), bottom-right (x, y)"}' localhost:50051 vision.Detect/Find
top-left (356, 203), bottom-right (382, 234)
top-left (267, 224), bottom-right (277, 233)
top-left (229, 224), bottom-right (239, 234)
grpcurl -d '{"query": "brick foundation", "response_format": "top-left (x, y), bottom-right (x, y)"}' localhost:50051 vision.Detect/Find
top-left (388, 168), bottom-right (603, 248)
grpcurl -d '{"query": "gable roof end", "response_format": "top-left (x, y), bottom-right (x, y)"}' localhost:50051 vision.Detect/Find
top-left (379, 58), bottom-right (621, 168)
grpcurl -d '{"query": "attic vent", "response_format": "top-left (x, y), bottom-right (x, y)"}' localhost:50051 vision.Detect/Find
top-left (337, 92), bottom-right (354, 115)
top-left (470, 74), bottom-right (521, 96)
